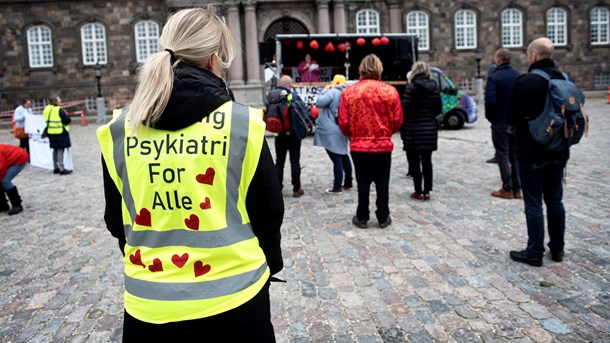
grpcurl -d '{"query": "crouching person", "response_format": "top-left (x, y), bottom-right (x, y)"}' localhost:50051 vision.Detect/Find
top-left (0, 144), bottom-right (28, 215)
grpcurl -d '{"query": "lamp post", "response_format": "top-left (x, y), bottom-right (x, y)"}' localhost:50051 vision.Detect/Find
top-left (94, 62), bottom-right (106, 124)
top-left (474, 48), bottom-right (484, 104)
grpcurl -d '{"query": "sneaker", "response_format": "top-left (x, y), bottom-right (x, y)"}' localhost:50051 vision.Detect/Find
top-left (292, 188), bottom-right (305, 198)
top-left (550, 250), bottom-right (564, 262)
top-left (513, 191), bottom-right (523, 199)
top-left (352, 215), bottom-right (367, 229)
top-left (422, 193), bottom-right (431, 201)
top-left (379, 216), bottom-right (392, 228)
top-left (491, 188), bottom-right (514, 199)
top-left (509, 250), bottom-right (543, 267)
top-left (410, 192), bottom-right (424, 201)
top-left (325, 188), bottom-right (343, 195)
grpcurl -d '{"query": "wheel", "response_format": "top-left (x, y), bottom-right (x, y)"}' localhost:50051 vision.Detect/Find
top-left (443, 110), bottom-right (465, 130)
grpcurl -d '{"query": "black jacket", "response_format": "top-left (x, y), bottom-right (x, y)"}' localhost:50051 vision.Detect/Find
top-left (506, 58), bottom-right (569, 162)
top-left (102, 63), bottom-right (284, 275)
top-left (400, 74), bottom-right (442, 152)
top-left (484, 63), bottom-right (521, 126)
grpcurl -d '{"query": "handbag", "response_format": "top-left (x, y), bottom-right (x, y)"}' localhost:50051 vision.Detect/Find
top-left (14, 127), bottom-right (29, 139)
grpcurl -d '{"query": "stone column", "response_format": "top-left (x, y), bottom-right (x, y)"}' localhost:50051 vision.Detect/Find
top-left (388, 0), bottom-right (402, 33)
top-left (226, 1), bottom-right (244, 86)
top-left (333, 0), bottom-right (346, 33)
top-left (244, 1), bottom-right (261, 85)
top-left (316, 0), bottom-right (330, 34)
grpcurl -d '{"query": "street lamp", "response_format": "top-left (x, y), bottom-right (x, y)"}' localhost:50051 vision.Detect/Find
top-left (474, 48), bottom-right (483, 104)
top-left (94, 62), bottom-right (106, 123)
top-left (95, 62), bottom-right (102, 97)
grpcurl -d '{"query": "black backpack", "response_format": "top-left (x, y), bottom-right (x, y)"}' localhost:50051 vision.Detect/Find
top-left (264, 89), bottom-right (291, 134)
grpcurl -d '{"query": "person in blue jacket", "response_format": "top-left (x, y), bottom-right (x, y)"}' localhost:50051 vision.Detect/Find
top-left (314, 74), bottom-right (353, 194)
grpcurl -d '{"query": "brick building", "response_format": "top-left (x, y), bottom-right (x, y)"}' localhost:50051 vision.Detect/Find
top-left (0, 0), bottom-right (608, 113)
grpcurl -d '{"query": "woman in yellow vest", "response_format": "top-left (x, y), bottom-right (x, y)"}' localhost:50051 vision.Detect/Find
top-left (42, 95), bottom-right (72, 175)
top-left (97, 7), bottom-right (284, 341)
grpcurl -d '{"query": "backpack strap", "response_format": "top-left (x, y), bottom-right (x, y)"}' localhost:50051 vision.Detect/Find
top-left (530, 69), bottom-right (551, 81)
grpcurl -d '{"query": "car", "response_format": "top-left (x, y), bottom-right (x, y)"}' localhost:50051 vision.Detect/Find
top-left (430, 67), bottom-right (478, 130)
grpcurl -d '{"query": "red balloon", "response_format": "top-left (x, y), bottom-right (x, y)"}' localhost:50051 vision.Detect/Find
top-left (372, 38), bottom-right (381, 46)
top-left (324, 42), bottom-right (335, 53)
top-left (296, 40), bottom-right (304, 49)
top-left (380, 36), bottom-right (390, 45)
top-left (337, 43), bottom-right (346, 53)
top-left (310, 40), bottom-right (319, 49)
top-left (310, 106), bottom-right (320, 119)
top-left (356, 37), bottom-right (366, 46)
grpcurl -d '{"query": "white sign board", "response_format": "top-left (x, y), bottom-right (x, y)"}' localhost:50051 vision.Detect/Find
top-left (25, 113), bottom-right (73, 171)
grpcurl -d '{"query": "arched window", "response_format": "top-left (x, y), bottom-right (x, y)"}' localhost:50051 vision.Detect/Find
top-left (81, 23), bottom-right (107, 65)
top-left (591, 7), bottom-right (610, 45)
top-left (356, 9), bottom-right (379, 34)
top-left (547, 8), bottom-right (568, 46)
top-left (264, 18), bottom-right (308, 40)
top-left (501, 9), bottom-right (523, 47)
top-left (406, 11), bottom-right (430, 51)
top-left (135, 20), bottom-right (160, 63)
top-left (455, 10), bottom-right (477, 49)
top-left (27, 25), bottom-right (53, 68)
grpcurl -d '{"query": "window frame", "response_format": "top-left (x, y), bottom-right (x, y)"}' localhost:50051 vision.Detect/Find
top-left (546, 7), bottom-right (568, 46)
top-left (406, 11), bottom-right (430, 51)
top-left (455, 9), bottom-right (478, 50)
top-left (356, 9), bottom-right (380, 34)
top-left (501, 8), bottom-right (523, 48)
top-left (27, 25), bottom-right (54, 68)
top-left (591, 7), bottom-right (610, 45)
top-left (134, 20), bottom-right (160, 63)
top-left (81, 22), bottom-right (108, 65)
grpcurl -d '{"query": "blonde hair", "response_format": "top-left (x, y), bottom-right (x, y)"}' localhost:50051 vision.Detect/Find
top-left (129, 6), bottom-right (235, 132)
top-left (410, 61), bottom-right (430, 78)
top-left (359, 54), bottom-right (383, 79)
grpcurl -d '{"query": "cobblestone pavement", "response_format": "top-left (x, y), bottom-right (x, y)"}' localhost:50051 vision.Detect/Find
top-left (0, 98), bottom-right (608, 343)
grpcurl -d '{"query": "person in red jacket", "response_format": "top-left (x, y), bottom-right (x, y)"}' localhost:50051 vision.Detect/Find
top-left (338, 54), bottom-right (403, 229)
top-left (0, 144), bottom-right (28, 215)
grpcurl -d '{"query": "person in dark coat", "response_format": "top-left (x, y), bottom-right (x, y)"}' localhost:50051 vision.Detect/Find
top-left (506, 37), bottom-right (570, 267)
top-left (43, 95), bottom-right (72, 175)
top-left (400, 61), bottom-right (442, 201)
top-left (485, 48), bottom-right (522, 199)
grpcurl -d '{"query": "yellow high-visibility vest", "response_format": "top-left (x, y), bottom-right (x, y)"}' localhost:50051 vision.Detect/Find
top-left (43, 105), bottom-right (69, 134)
top-left (97, 101), bottom-right (269, 323)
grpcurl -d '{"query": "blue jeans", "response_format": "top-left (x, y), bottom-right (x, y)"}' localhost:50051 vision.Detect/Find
top-left (519, 159), bottom-right (566, 257)
top-left (2, 163), bottom-right (27, 190)
top-left (326, 149), bottom-right (353, 190)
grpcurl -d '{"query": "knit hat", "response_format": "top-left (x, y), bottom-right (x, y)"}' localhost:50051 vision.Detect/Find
top-left (332, 74), bottom-right (346, 87)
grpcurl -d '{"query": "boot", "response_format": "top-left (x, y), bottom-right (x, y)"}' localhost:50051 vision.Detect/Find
top-left (0, 188), bottom-right (9, 212)
top-left (6, 186), bottom-right (23, 215)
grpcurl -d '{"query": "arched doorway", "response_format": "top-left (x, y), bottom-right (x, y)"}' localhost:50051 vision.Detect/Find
top-left (263, 17), bottom-right (308, 41)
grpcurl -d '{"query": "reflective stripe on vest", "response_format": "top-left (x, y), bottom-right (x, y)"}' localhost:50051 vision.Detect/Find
top-left (43, 105), bottom-right (69, 134)
top-left (97, 101), bottom-right (269, 323)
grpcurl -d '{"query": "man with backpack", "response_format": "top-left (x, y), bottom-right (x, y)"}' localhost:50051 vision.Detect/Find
top-left (506, 37), bottom-right (585, 266)
top-left (267, 75), bottom-right (308, 197)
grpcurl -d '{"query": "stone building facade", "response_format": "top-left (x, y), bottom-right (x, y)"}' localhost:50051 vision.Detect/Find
top-left (0, 0), bottom-right (608, 113)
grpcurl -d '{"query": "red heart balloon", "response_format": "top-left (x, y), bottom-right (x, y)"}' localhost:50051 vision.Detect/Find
top-left (372, 38), bottom-right (381, 46)
top-left (296, 40), bottom-right (304, 49)
top-left (338, 43), bottom-right (346, 53)
top-left (310, 40), bottom-right (319, 49)
top-left (356, 38), bottom-right (366, 46)
top-left (380, 36), bottom-right (390, 45)
top-left (324, 42), bottom-right (335, 53)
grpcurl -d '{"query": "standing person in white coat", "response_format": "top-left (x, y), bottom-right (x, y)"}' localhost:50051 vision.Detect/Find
top-left (314, 74), bottom-right (353, 194)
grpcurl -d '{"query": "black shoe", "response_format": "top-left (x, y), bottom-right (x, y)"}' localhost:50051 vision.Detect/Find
top-left (509, 250), bottom-right (543, 267)
top-left (352, 215), bottom-right (367, 229)
top-left (53, 169), bottom-right (60, 174)
top-left (550, 250), bottom-right (564, 262)
top-left (8, 205), bottom-right (23, 215)
top-left (379, 216), bottom-right (392, 228)
top-left (486, 157), bottom-right (498, 163)
top-left (60, 170), bottom-right (73, 175)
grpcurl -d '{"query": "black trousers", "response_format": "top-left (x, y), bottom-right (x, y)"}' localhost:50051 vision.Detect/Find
top-left (123, 282), bottom-right (275, 342)
top-left (274, 134), bottom-right (301, 192)
top-left (406, 150), bottom-right (433, 194)
top-left (491, 125), bottom-right (520, 192)
top-left (351, 152), bottom-right (391, 223)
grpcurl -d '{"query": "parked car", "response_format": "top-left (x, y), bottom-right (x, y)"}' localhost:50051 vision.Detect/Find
top-left (430, 67), bottom-right (478, 130)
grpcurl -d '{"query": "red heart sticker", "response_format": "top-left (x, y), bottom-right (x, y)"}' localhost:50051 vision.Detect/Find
top-left (135, 208), bottom-right (151, 227)
top-left (194, 261), bottom-right (211, 277)
top-left (171, 253), bottom-right (189, 268)
top-left (129, 249), bottom-right (146, 268)
top-left (148, 258), bottom-right (163, 272)
top-left (196, 167), bottom-right (216, 186)
top-left (199, 197), bottom-right (211, 210)
top-left (184, 214), bottom-right (199, 230)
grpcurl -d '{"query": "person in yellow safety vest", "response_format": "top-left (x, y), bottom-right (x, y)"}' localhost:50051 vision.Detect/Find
top-left (97, 7), bottom-right (284, 342)
top-left (42, 95), bottom-right (72, 175)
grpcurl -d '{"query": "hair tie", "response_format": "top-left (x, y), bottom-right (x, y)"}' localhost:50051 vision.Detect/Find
top-left (165, 48), bottom-right (176, 63)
